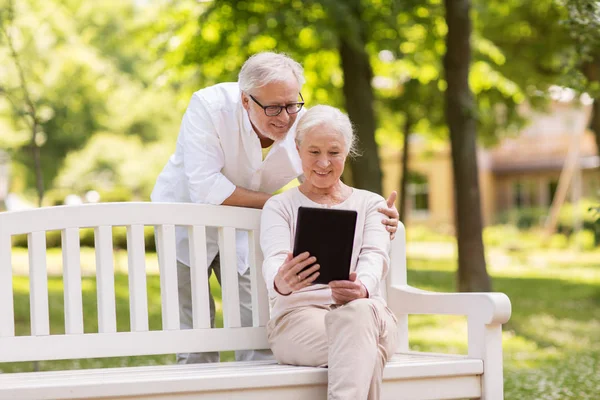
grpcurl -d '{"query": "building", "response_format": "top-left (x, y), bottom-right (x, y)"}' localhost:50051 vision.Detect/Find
top-left (381, 100), bottom-right (600, 228)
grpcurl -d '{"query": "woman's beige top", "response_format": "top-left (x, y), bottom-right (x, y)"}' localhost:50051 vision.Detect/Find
top-left (260, 186), bottom-right (390, 319)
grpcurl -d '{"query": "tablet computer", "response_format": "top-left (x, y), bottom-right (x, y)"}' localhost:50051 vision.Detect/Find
top-left (293, 206), bottom-right (358, 285)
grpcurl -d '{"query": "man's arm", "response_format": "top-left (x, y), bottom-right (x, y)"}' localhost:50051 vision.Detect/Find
top-left (182, 95), bottom-right (272, 208)
top-left (222, 187), bottom-right (272, 209)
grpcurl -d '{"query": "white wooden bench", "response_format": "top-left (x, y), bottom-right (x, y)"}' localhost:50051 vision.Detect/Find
top-left (0, 202), bottom-right (511, 400)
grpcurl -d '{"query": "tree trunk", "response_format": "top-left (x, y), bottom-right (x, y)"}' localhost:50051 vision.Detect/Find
top-left (582, 55), bottom-right (600, 155)
top-left (399, 116), bottom-right (412, 223)
top-left (2, 0), bottom-right (44, 207)
top-left (338, 5), bottom-right (382, 194)
top-left (32, 145), bottom-right (44, 207)
top-left (590, 98), bottom-right (600, 156)
top-left (443, 0), bottom-right (491, 292)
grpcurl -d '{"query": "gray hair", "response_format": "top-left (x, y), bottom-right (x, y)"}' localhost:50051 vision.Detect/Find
top-left (295, 105), bottom-right (359, 157)
top-left (238, 52), bottom-right (305, 94)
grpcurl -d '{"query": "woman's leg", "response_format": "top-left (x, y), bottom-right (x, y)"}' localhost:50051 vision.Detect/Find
top-left (325, 299), bottom-right (398, 400)
top-left (267, 305), bottom-right (330, 367)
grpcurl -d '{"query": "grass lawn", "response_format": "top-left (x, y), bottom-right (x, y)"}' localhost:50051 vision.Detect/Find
top-left (2, 246), bottom-right (599, 400)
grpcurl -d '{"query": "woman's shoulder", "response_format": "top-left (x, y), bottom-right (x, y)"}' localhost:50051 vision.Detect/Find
top-left (350, 188), bottom-right (387, 207)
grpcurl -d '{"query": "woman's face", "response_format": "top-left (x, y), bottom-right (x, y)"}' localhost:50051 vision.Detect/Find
top-left (297, 124), bottom-right (347, 190)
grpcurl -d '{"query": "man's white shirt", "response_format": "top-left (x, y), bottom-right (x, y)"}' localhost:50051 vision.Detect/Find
top-left (151, 82), bottom-right (304, 274)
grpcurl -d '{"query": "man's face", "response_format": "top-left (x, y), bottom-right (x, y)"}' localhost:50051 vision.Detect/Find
top-left (242, 76), bottom-right (301, 143)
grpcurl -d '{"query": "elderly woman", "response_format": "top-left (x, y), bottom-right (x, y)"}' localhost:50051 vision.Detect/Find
top-left (260, 105), bottom-right (398, 400)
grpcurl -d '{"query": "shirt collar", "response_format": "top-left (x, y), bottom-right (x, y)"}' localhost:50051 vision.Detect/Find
top-left (241, 100), bottom-right (254, 137)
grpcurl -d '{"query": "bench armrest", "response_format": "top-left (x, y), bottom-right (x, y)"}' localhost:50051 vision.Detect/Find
top-left (388, 284), bottom-right (512, 325)
top-left (387, 283), bottom-right (511, 397)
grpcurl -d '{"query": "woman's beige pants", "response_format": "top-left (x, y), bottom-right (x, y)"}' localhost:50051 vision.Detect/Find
top-left (267, 298), bottom-right (398, 400)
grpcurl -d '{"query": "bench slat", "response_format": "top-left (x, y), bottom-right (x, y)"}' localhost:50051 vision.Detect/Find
top-left (156, 224), bottom-right (180, 330)
top-left (218, 227), bottom-right (241, 328)
top-left (188, 225), bottom-right (211, 329)
top-left (28, 231), bottom-right (49, 336)
top-left (0, 232), bottom-right (15, 337)
top-left (127, 224), bottom-right (149, 332)
top-left (0, 327), bottom-right (268, 362)
top-left (248, 230), bottom-right (269, 327)
top-left (61, 228), bottom-right (84, 334)
top-left (0, 203), bottom-right (262, 235)
top-left (94, 226), bottom-right (117, 333)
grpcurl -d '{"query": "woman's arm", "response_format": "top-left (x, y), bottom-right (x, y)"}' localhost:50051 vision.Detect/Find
top-left (329, 196), bottom-right (391, 304)
top-left (355, 197), bottom-right (392, 296)
top-left (260, 199), bottom-right (292, 297)
top-left (261, 199), bottom-right (321, 296)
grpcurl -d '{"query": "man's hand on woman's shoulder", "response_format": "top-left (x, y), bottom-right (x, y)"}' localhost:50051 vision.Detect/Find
top-left (378, 191), bottom-right (399, 240)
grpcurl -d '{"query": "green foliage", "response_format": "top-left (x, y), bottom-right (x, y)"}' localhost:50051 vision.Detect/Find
top-left (1, 0), bottom-right (596, 201)
top-left (570, 229), bottom-right (597, 251)
top-left (185, 0), bottom-right (528, 156)
top-left (483, 224), bottom-right (521, 247)
top-left (497, 207), bottom-right (548, 230)
top-left (481, 223), bottom-right (598, 251)
top-left (557, 198), bottom-right (598, 225)
top-left (498, 199), bottom-right (599, 236)
top-left (477, 0), bottom-right (600, 101)
top-left (54, 133), bottom-right (173, 198)
top-left (476, 1), bottom-right (573, 92)
top-left (405, 225), bottom-right (455, 243)
top-left (0, 0), bottom-right (188, 199)
top-left (43, 188), bottom-right (73, 206)
top-left (548, 233), bottom-right (569, 249)
top-left (590, 205), bottom-right (600, 226)
top-left (562, 0), bottom-right (600, 78)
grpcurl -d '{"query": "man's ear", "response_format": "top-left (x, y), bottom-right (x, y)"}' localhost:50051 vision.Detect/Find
top-left (241, 92), bottom-right (250, 112)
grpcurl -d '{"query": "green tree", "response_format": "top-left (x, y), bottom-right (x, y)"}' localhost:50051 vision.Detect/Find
top-left (185, 0), bottom-right (532, 291)
top-left (444, 0), bottom-right (491, 292)
top-left (185, 0), bottom-right (412, 193)
top-left (0, 0), bottom-right (49, 205)
top-left (563, 0), bottom-right (600, 154)
top-left (477, 0), bottom-right (600, 153)
top-left (0, 0), bottom-right (192, 201)
top-left (375, 1), bottom-right (525, 224)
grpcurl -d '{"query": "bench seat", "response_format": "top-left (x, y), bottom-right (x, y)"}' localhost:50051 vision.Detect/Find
top-left (0, 352), bottom-right (483, 400)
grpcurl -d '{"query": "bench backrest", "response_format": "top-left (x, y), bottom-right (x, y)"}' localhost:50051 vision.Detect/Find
top-left (0, 202), bottom-right (407, 363)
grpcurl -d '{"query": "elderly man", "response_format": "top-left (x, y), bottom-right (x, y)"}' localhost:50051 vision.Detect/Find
top-left (151, 52), bottom-right (399, 364)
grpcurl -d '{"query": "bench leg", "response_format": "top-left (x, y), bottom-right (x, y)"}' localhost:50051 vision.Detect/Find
top-left (468, 322), bottom-right (505, 400)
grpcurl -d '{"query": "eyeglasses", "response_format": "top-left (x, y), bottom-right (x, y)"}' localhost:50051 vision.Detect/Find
top-left (248, 93), bottom-right (305, 117)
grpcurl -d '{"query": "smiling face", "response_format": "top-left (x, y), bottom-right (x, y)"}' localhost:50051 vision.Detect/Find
top-left (297, 124), bottom-right (348, 191)
top-left (241, 75), bottom-right (301, 143)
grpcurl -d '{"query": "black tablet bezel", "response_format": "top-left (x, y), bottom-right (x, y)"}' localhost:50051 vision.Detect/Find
top-left (292, 206), bottom-right (357, 285)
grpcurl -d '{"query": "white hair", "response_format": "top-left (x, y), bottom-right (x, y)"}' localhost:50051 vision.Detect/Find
top-left (295, 105), bottom-right (359, 157)
top-left (238, 52), bottom-right (305, 94)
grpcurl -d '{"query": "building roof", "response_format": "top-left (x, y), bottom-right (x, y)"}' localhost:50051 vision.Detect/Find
top-left (489, 131), bottom-right (599, 174)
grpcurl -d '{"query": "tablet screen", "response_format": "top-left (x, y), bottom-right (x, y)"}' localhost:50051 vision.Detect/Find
top-left (292, 206), bottom-right (357, 285)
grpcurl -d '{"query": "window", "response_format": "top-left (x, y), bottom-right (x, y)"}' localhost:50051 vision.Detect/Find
top-left (512, 180), bottom-right (536, 208)
top-left (407, 172), bottom-right (429, 216)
